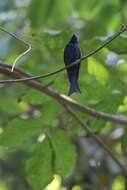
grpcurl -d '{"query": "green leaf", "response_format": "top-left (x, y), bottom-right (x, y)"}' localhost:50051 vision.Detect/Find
top-left (28, 0), bottom-right (52, 29)
top-left (121, 128), bottom-right (127, 152)
top-left (40, 101), bottom-right (61, 125)
top-left (23, 89), bottom-right (51, 104)
top-left (0, 117), bottom-right (47, 148)
top-left (83, 3), bottom-right (118, 38)
top-left (50, 0), bottom-right (73, 26)
top-left (25, 139), bottom-right (53, 189)
top-left (107, 35), bottom-right (127, 54)
top-left (49, 129), bottom-right (77, 177)
top-left (88, 57), bottom-right (109, 85)
top-left (89, 92), bottom-right (124, 131)
top-left (28, 0), bottom-right (73, 29)
top-left (23, 89), bottom-right (61, 125)
top-left (90, 120), bottom-right (106, 131)
top-left (0, 96), bottom-right (25, 114)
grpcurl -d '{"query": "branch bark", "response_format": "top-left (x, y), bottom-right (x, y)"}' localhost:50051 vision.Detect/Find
top-left (0, 25), bottom-right (126, 84)
top-left (0, 63), bottom-right (127, 126)
top-left (64, 105), bottom-right (127, 176)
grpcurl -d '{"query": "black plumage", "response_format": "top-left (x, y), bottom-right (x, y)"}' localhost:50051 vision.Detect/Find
top-left (64, 34), bottom-right (82, 96)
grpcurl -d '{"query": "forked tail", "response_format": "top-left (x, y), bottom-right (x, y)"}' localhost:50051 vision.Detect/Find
top-left (68, 81), bottom-right (81, 96)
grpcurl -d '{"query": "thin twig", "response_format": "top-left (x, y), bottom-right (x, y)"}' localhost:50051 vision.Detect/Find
top-left (11, 46), bottom-right (31, 72)
top-left (0, 25), bottom-right (126, 83)
top-left (1, 63), bottom-right (127, 126)
top-left (0, 27), bottom-right (32, 72)
top-left (0, 27), bottom-right (30, 47)
top-left (64, 105), bottom-right (127, 176)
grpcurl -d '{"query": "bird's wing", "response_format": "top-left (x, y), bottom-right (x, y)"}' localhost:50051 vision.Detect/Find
top-left (64, 43), bottom-right (81, 65)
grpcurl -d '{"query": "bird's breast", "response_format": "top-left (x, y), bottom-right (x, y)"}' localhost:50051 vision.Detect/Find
top-left (64, 43), bottom-right (81, 65)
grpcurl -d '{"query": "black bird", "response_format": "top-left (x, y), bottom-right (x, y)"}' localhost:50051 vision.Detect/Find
top-left (64, 34), bottom-right (82, 96)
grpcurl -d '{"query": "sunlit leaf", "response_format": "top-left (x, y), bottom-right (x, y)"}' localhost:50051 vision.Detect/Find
top-left (88, 57), bottom-right (109, 85)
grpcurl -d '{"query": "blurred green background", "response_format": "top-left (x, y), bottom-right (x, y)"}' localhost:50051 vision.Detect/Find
top-left (1, 0), bottom-right (127, 189)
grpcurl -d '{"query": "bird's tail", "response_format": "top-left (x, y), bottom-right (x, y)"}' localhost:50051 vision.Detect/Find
top-left (68, 81), bottom-right (81, 96)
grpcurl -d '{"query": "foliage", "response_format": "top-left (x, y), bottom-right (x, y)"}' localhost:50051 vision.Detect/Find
top-left (0, 0), bottom-right (127, 189)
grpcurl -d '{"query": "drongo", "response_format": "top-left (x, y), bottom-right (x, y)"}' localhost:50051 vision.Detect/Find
top-left (64, 34), bottom-right (82, 96)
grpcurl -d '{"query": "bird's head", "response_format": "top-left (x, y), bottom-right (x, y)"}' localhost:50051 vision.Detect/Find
top-left (69, 34), bottom-right (78, 43)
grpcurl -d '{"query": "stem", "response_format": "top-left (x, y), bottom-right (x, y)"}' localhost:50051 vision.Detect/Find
top-left (0, 25), bottom-right (126, 84)
top-left (0, 27), bottom-right (32, 72)
top-left (64, 105), bottom-right (127, 176)
top-left (0, 64), bottom-right (127, 126)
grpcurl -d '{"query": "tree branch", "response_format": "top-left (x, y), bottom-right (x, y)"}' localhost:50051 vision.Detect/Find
top-left (64, 105), bottom-right (127, 176)
top-left (0, 25), bottom-right (126, 84)
top-left (0, 63), bottom-right (127, 126)
top-left (0, 27), bottom-right (31, 47)
top-left (0, 27), bottom-right (32, 72)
